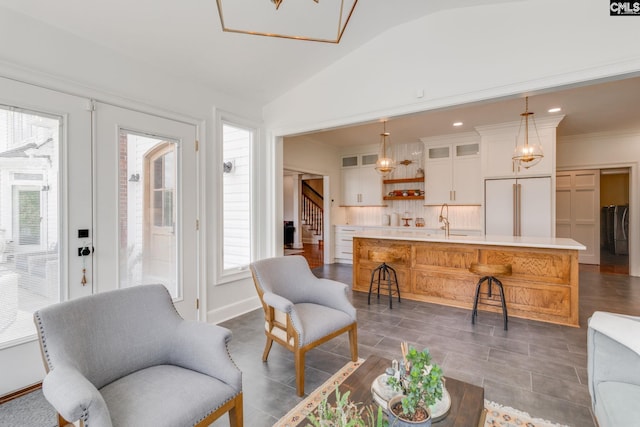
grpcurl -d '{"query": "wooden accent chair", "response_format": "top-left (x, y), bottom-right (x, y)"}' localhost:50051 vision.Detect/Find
top-left (250, 255), bottom-right (358, 396)
top-left (34, 284), bottom-right (243, 427)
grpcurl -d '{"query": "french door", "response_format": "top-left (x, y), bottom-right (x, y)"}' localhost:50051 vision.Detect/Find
top-left (0, 82), bottom-right (200, 397)
top-left (92, 102), bottom-right (199, 320)
top-left (0, 77), bottom-right (92, 395)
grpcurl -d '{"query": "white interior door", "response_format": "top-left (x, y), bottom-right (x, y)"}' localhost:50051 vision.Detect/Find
top-left (0, 77), bottom-right (91, 396)
top-left (556, 170), bottom-right (600, 264)
top-left (93, 103), bottom-right (199, 320)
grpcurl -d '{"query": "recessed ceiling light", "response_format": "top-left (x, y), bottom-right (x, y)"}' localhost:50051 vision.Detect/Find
top-left (548, 107), bottom-right (562, 113)
top-left (453, 122), bottom-right (463, 127)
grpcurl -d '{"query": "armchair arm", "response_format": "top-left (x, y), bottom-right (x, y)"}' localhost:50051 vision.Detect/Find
top-left (169, 321), bottom-right (242, 392)
top-left (263, 292), bottom-right (294, 313)
top-left (588, 312), bottom-right (640, 405)
top-left (42, 365), bottom-right (112, 427)
top-left (589, 311), bottom-right (640, 356)
top-left (307, 279), bottom-right (356, 319)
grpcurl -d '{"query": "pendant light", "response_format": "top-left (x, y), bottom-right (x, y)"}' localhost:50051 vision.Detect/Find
top-left (375, 121), bottom-right (395, 176)
top-left (512, 96), bottom-right (544, 169)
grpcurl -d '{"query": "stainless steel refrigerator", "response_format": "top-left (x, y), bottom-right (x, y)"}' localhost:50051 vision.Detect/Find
top-left (485, 177), bottom-right (552, 237)
top-left (602, 205), bottom-right (629, 255)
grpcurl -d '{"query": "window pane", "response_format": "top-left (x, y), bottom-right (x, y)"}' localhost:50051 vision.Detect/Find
top-left (0, 106), bottom-right (61, 348)
top-left (118, 130), bottom-right (178, 297)
top-left (18, 190), bottom-right (41, 245)
top-left (222, 123), bottom-right (252, 272)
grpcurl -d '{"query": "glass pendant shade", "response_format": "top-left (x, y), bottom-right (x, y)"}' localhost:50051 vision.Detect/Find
top-left (512, 97), bottom-right (544, 169)
top-left (375, 122), bottom-right (395, 176)
top-left (512, 140), bottom-right (543, 169)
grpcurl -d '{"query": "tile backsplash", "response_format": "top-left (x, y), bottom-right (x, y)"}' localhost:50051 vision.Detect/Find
top-left (343, 204), bottom-right (482, 230)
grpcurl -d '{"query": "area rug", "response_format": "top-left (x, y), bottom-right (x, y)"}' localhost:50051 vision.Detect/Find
top-left (274, 358), bottom-right (365, 427)
top-left (484, 400), bottom-right (570, 427)
top-left (274, 359), bottom-right (570, 427)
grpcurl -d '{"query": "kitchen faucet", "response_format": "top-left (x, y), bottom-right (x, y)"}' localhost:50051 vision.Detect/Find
top-left (439, 203), bottom-right (450, 237)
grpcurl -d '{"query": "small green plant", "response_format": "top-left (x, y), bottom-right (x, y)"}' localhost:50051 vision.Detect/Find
top-left (387, 347), bottom-right (443, 421)
top-left (306, 386), bottom-right (389, 427)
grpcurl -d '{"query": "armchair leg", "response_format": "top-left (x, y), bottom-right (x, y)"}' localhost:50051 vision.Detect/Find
top-left (295, 349), bottom-right (306, 397)
top-left (57, 413), bottom-right (74, 427)
top-left (262, 337), bottom-right (274, 362)
top-left (348, 325), bottom-right (358, 362)
top-left (229, 393), bottom-right (244, 427)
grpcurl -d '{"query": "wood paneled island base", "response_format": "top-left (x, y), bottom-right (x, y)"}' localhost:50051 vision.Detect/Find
top-left (353, 234), bottom-right (583, 327)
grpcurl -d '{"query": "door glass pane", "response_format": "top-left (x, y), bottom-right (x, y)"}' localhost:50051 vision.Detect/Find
top-left (0, 106), bottom-right (60, 348)
top-left (118, 130), bottom-right (178, 298)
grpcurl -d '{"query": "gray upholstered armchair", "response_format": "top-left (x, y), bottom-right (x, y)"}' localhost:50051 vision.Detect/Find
top-left (250, 255), bottom-right (358, 396)
top-left (34, 284), bottom-right (243, 427)
top-left (587, 311), bottom-right (640, 427)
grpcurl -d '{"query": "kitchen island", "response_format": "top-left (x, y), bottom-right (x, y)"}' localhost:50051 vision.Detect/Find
top-left (353, 230), bottom-right (585, 327)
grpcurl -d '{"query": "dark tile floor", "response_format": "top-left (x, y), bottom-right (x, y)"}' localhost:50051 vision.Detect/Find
top-left (213, 264), bottom-right (640, 427)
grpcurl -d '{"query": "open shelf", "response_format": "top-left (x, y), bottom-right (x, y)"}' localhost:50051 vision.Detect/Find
top-left (383, 195), bottom-right (424, 201)
top-left (383, 177), bottom-right (424, 184)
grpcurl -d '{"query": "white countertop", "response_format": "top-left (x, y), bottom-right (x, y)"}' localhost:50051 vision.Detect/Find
top-left (354, 229), bottom-right (586, 250)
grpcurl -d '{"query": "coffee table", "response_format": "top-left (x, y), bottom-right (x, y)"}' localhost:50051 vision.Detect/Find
top-left (335, 355), bottom-right (486, 427)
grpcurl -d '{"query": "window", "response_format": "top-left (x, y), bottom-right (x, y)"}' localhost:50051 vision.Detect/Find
top-left (221, 121), bottom-right (253, 276)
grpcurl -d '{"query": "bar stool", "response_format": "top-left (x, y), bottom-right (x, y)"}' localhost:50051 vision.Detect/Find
top-left (368, 251), bottom-right (401, 309)
top-left (469, 262), bottom-right (512, 330)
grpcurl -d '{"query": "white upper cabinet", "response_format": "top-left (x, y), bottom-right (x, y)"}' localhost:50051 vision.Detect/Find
top-left (476, 115), bottom-right (564, 179)
top-left (421, 132), bottom-right (482, 205)
top-left (341, 153), bottom-right (384, 206)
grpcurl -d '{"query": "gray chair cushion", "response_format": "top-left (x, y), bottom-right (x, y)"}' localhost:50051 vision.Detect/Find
top-left (594, 382), bottom-right (640, 427)
top-left (293, 303), bottom-right (354, 346)
top-left (36, 285), bottom-right (179, 389)
top-left (101, 365), bottom-right (237, 427)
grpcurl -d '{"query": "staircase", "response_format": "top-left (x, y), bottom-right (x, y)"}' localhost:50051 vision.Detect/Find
top-left (301, 181), bottom-right (323, 245)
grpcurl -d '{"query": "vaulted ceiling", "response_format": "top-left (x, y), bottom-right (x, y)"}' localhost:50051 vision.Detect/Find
top-left (1, 1), bottom-right (638, 145)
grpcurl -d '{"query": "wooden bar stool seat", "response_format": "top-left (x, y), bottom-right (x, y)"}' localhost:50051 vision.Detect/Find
top-left (469, 262), bottom-right (512, 330)
top-left (368, 251), bottom-right (401, 309)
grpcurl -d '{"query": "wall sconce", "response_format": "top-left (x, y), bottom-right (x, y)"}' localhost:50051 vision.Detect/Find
top-left (223, 161), bottom-right (234, 174)
top-left (129, 173), bottom-right (140, 182)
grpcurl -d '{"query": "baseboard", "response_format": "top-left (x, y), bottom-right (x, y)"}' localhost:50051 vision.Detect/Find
top-left (0, 382), bottom-right (41, 404)
top-left (207, 295), bottom-right (261, 324)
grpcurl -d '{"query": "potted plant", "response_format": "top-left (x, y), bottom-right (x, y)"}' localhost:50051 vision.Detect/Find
top-left (306, 386), bottom-right (388, 427)
top-left (386, 347), bottom-right (443, 427)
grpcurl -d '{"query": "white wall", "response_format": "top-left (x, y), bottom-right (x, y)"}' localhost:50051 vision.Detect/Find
top-left (283, 136), bottom-right (343, 222)
top-left (265, 0), bottom-right (640, 132)
top-left (557, 131), bottom-right (640, 275)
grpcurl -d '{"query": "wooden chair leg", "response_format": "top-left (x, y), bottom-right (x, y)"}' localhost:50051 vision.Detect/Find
top-left (295, 349), bottom-right (305, 397)
top-left (262, 337), bottom-right (274, 361)
top-left (348, 325), bottom-right (358, 361)
top-left (229, 393), bottom-right (244, 427)
top-left (58, 413), bottom-right (74, 427)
